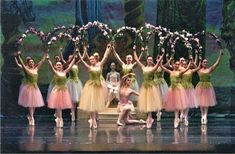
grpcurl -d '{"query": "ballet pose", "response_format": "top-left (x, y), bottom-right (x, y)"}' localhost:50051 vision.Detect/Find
top-left (154, 49), bottom-right (172, 121)
top-left (112, 46), bottom-right (143, 101)
top-left (15, 51), bottom-right (46, 126)
top-left (195, 49), bottom-right (223, 125)
top-left (117, 73), bottom-right (145, 126)
top-left (180, 58), bottom-right (201, 126)
top-left (47, 54), bottom-right (76, 127)
top-left (161, 59), bottom-right (192, 128)
top-left (65, 54), bottom-right (83, 122)
top-left (78, 43), bottom-right (111, 129)
top-left (134, 47), bottom-right (164, 129)
top-left (106, 62), bottom-right (120, 106)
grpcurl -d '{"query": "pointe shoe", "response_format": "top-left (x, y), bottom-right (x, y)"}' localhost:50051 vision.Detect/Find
top-left (180, 113), bottom-right (184, 123)
top-left (27, 115), bottom-right (31, 125)
top-left (88, 119), bottom-right (93, 129)
top-left (156, 112), bottom-right (162, 122)
top-left (93, 120), bottom-right (98, 129)
top-left (117, 120), bottom-right (124, 126)
top-left (184, 118), bottom-right (189, 127)
top-left (204, 117), bottom-right (207, 125)
top-left (146, 119), bottom-right (154, 129)
top-left (201, 117), bottom-right (204, 125)
top-left (174, 118), bottom-right (180, 129)
top-left (55, 118), bottom-right (60, 127)
top-left (71, 112), bottom-right (75, 122)
top-left (59, 118), bottom-right (64, 128)
top-left (31, 117), bottom-right (35, 126)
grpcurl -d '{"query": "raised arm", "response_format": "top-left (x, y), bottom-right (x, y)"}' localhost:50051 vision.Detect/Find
top-left (100, 43), bottom-right (112, 66)
top-left (60, 48), bottom-right (66, 64)
top-left (194, 49), bottom-right (199, 65)
top-left (180, 59), bottom-right (192, 75)
top-left (78, 51), bottom-right (90, 69)
top-left (83, 43), bottom-right (90, 61)
top-left (163, 54), bottom-right (173, 68)
top-left (209, 49), bottom-right (223, 72)
top-left (191, 59), bottom-right (202, 73)
top-left (153, 53), bottom-right (164, 72)
top-left (47, 54), bottom-right (57, 74)
top-left (133, 47), bottom-right (144, 67)
top-left (16, 51), bottom-right (27, 70)
top-left (112, 46), bottom-right (125, 66)
top-left (64, 56), bottom-right (76, 73)
top-left (35, 53), bottom-right (46, 70)
top-left (14, 57), bottom-right (23, 69)
top-left (160, 62), bottom-right (171, 74)
top-left (133, 47), bottom-right (144, 68)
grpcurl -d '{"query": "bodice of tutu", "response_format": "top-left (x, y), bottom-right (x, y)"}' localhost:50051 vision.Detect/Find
top-left (23, 70), bottom-right (38, 88)
top-left (119, 93), bottom-right (129, 104)
top-left (170, 74), bottom-right (182, 89)
top-left (68, 65), bottom-right (79, 81)
top-left (122, 65), bottom-right (133, 75)
top-left (154, 69), bottom-right (166, 85)
top-left (181, 73), bottom-right (193, 88)
top-left (88, 68), bottom-right (103, 86)
top-left (197, 72), bottom-right (212, 88)
top-left (142, 70), bottom-right (155, 87)
top-left (54, 75), bottom-right (67, 90)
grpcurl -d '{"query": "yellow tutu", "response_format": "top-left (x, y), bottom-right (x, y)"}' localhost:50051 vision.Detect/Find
top-left (79, 68), bottom-right (108, 112)
top-left (137, 69), bottom-right (162, 113)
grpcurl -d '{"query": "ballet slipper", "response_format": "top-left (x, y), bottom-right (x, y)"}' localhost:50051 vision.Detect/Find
top-left (59, 118), bottom-right (64, 128)
top-left (55, 118), bottom-right (60, 127)
top-left (204, 116), bottom-right (207, 125)
top-left (27, 115), bottom-right (31, 125)
top-left (31, 117), bottom-right (35, 126)
top-left (88, 119), bottom-right (93, 129)
top-left (179, 113), bottom-right (184, 123)
top-left (146, 119), bottom-right (154, 129)
top-left (117, 120), bottom-right (124, 126)
top-left (174, 118), bottom-right (180, 129)
top-left (184, 118), bottom-right (189, 127)
top-left (71, 112), bottom-right (75, 122)
top-left (93, 119), bottom-right (97, 129)
top-left (156, 112), bottom-right (162, 122)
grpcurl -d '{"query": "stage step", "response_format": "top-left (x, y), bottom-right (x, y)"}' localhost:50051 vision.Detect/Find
top-left (98, 107), bottom-right (136, 120)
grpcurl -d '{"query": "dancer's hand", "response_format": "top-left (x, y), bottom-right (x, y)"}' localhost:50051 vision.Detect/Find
top-left (46, 53), bottom-right (50, 60)
top-left (220, 49), bottom-right (224, 56)
top-left (133, 45), bottom-right (137, 50)
top-left (17, 51), bottom-right (21, 55)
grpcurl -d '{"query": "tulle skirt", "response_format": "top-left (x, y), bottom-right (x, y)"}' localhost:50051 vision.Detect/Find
top-left (46, 82), bottom-right (53, 102)
top-left (130, 79), bottom-right (139, 102)
top-left (184, 88), bottom-right (198, 108)
top-left (67, 79), bottom-right (83, 103)
top-left (195, 86), bottom-right (217, 107)
top-left (18, 84), bottom-right (44, 108)
top-left (164, 87), bottom-right (187, 111)
top-left (158, 82), bottom-right (168, 102)
top-left (48, 87), bottom-right (73, 109)
top-left (138, 84), bottom-right (162, 113)
top-left (79, 81), bottom-right (108, 112)
top-left (117, 101), bottom-right (135, 113)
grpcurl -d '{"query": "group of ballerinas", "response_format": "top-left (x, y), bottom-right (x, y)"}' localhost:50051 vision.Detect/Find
top-left (15, 42), bottom-right (223, 129)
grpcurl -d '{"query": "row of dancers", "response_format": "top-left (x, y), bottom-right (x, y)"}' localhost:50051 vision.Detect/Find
top-left (14, 42), bottom-right (223, 129)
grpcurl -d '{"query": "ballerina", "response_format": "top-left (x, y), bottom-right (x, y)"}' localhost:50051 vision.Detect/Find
top-left (15, 51), bottom-right (46, 126)
top-left (112, 45), bottom-right (143, 102)
top-left (78, 43), bottom-right (111, 129)
top-left (65, 52), bottom-right (83, 122)
top-left (133, 46), bottom-right (164, 129)
top-left (154, 48), bottom-right (172, 122)
top-left (47, 53), bottom-right (76, 127)
top-left (117, 73), bottom-right (146, 126)
top-left (161, 59), bottom-right (192, 128)
top-left (195, 49), bottom-right (223, 125)
top-left (180, 56), bottom-right (202, 126)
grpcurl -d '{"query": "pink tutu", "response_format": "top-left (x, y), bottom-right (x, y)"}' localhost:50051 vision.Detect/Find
top-left (195, 86), bottom-right (217, 107)
top-left (184, 88), bottom-right (198, 108)
top-left (18, 84), bottom-right (44, 108)
top-left (164, 87), bottom-right (187, 111)
top-left (48, 88), bottom-right (73, 109)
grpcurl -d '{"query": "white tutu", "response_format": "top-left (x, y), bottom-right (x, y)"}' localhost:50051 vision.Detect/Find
top-left (67, 79), bottom-right (83, 103)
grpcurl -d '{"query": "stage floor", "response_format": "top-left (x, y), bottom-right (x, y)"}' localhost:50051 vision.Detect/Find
top-left (1, 116), bottom-right (235, 153)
